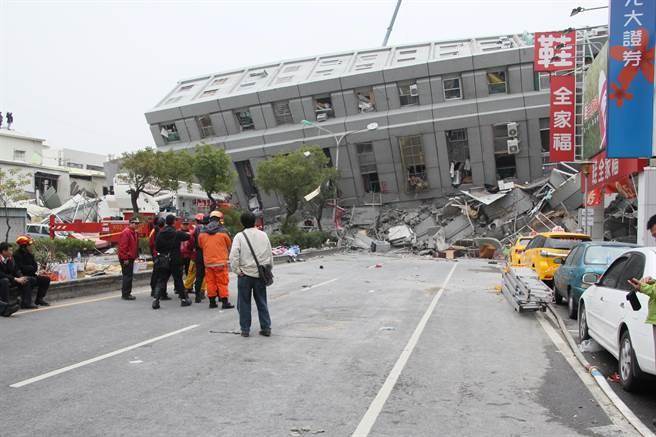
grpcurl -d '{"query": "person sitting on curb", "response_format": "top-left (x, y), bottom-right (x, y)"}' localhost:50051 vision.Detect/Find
top-left (199, 211), bottom-right (234, 310)
top-left (13, 235), bottom-right (50, 306)
top-left (0, 242), bottom-right (37, 309)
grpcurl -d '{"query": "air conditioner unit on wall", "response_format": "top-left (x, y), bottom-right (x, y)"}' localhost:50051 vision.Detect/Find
top-left (409, 84), bottom-right (419, 96)
top-left (507, 138), bottom-right (520, 155)
top-left (507, 122), bottom-right (518, 138)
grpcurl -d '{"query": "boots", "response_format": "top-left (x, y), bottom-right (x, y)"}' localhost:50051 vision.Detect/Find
top-left (20, 296), bottom-right (38, 309)
top-left (195, 290), bottom-right (204, 304)
top-left (152, 298), bottom-right (160, 310)
top-left (179, 290), bottom-right (191, 307)
top-left (209, 297), bottom-right (218, 309)
top-left (221, 298), bottom-right (235, 309)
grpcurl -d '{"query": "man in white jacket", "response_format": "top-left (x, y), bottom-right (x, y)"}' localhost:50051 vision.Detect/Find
top-left (229, 211), bottom-right (273, 337)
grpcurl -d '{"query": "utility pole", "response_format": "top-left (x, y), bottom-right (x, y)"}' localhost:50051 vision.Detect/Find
top-left (382, 0), bottom-right (402, 46)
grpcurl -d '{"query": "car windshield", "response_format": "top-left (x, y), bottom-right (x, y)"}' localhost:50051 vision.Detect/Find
top-left (543, 237), bottom-right (588, 250)
top-left (519, 238), bottom-right (532, 246)
top-left (584, 246), bottom-right (631, 265)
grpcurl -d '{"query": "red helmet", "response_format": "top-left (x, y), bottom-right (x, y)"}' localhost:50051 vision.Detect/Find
top-left (16, 235), bottom-right (33, 246)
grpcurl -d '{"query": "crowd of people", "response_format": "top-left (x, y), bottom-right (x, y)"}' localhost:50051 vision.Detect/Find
top-left (119, 210), bottom-right (274, 337)
top-left (0, 236), bottom-right (50, 317)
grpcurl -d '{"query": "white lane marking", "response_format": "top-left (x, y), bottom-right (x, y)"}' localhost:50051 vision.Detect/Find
top-left (10, 324), bottom-right (199, 388)
top-left (271, 278), bottom-right (339, 300)
top-left (536, 314), bottom-right (639, 436)
top-left (17, 289), bottom-right (151, 315)
top-left (352, 263), bottom-right (458, 437)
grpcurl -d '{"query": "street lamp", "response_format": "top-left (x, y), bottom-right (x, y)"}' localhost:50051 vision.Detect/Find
top-left (301, 119), bottom-right (379, 225)
top-left (570, 5), bottom-right (608, 17)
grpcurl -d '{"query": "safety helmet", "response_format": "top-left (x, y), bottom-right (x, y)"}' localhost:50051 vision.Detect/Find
top-left (210, 210), bottom-right (224, 219)
top-left (16, 235), bottom-right (33, 246)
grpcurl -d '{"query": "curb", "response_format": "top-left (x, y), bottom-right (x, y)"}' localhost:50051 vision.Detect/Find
top-left (546, 304), bottom-right (655, 437)
top-left (45, 248), bottom-right (342, 302)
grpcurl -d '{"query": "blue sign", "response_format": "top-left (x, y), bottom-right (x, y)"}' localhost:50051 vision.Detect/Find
top-left (607, 0), bottom-right (656, 158)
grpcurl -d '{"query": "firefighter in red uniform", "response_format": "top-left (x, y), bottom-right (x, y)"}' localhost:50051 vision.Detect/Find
top-left (118, 217), bottom-right (140, 300)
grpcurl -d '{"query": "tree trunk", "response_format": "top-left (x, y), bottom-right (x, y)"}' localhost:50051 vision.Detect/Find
top-left (315, 202), bottom-right (324, 231)
top-left (282, 202), bottom-right (299, 234)
top-left (207, 193), bottom-right (217, 211)
top-left (4, 209), bottom-right (11, 243)
top-left (130, 190), bottom-right (140, 215)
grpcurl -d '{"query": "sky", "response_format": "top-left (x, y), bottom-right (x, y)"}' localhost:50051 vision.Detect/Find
top-left (0, 0), bottom-right (608, 156)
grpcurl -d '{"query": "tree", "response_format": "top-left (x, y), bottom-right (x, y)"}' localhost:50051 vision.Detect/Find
top-left (120, 148), bottom-right (192, 214)
top-left (192, 144), bottom-right (235, 210)
top-left (306, 174), bottom-right (337, 231)
top-left (0, 168), bottom-right (30, 242)
top-left (255, 146), bottom-right (335, 233)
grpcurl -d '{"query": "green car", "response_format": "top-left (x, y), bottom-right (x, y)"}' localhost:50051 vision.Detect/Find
top-left (554, 241), bottom-right (637, 319)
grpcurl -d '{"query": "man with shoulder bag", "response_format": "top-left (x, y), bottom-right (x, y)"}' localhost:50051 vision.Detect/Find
top-left (229, 212), bottom-right (273, 337)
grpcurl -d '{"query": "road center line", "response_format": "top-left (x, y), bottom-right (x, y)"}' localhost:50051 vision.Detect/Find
top-left (271, 277), bottom-right (339, 300)
top-left (351, 263), bottom-right (458, 437)
top-left (10, 324), bottom-right (199, 388)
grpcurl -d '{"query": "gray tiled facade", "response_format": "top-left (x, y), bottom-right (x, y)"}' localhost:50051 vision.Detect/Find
top-left (145, 27), bottom-right (607, 213)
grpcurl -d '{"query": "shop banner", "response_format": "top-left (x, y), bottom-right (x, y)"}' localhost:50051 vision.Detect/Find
top-left (607, 0), bottom-right (656, 158)
top-left (534, 31), bottom-right (577, 72)
top-left (584, 150), bottom-right (647, 192)
top-left (585, 187), bottom-right (604, 207)
top-left (550, 75), bottom-right (576, 162)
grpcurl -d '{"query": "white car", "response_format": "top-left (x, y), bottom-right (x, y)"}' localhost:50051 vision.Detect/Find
top-left (578, 247), bottom-right (656, 391)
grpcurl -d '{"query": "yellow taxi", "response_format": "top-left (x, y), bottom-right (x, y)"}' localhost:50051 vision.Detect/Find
top-left (521, 231), bottom-right (591, 285)
top-left (508, 236), bottom-right (533, 266)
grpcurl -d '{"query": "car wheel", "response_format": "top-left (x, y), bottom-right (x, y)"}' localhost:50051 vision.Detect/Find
top-left (578, 303), bottom-right (590, 341)
top-left (619, 330), bottom-right (643, 392)
top-left (567, 290), bottom-right (577, 320)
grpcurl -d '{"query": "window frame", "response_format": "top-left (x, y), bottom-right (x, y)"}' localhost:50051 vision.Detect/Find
top-left (443, 76), bottom-right (462, 100)
top-left (235, 109), bottom-right (255, 131)
top-left (13, 149), bottom-right (26, 161)
top-left (616, 253), bottom-right (646, 292)
top-left (313, 95), bottom-right (335, 119)
top-left (599, 256), bottom-right (631, 289)
top-left (398, 81), bottom-right (419, 106)
top-left (196, 114), bottom-right (215, 138)
top-left (355, 87), bottom-right (376, 113)
top-left (399, 135), bottom-right (428, 192)
top-left (160, 123), bottom-right (180, 143)
top-left (487, 70), bottom-right (508, 94)
top-left (273, 101), bottom-right (294, 125)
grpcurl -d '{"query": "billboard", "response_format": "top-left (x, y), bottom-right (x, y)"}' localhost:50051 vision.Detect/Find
top-left (607, 0), bottom-right (656, 158)
top-left (582, 42), bottom-right (608, 160)
top-left (534, 31), bottom-right (577, 72)
top-left (549, 75), bottom-right (576, 162)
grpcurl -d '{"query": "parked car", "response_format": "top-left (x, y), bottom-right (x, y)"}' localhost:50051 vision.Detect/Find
top-left (554, 242), bottom-right (637, 319)
top-left (578, 247), bottom-right (656, 391)
top-left (25, 223), bottom-right (51, 239)
top-left (521, 232), bottom-right (591, 286)
top-left (508, 235), bottom-right (533, 266)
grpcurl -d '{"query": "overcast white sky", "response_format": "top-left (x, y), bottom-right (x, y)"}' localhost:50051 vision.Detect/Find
top-left (0, 0), bottom-right (607, 155)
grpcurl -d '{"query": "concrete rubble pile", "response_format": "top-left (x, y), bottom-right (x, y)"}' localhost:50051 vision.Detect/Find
top-left (341, 171), bottom-right (589, 259)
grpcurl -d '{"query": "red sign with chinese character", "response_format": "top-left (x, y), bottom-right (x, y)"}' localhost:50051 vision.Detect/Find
top-left (534, 31), bottom-right (576, 72)
top-left (584, 150), bottom-right (647, 191)
top-left (549, 75), bottom-right (576, 162)
top-left (585, 187), bottom-right (603, 207)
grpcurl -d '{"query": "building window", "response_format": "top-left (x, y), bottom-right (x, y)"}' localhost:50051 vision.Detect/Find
top-left (534, 72), bottom-right (550, 91)
top-left (399, 135), bottom-right (428, 192)
top-left (87, 164), bottom-right (104, 172)
top-left (273, 101), bottom-right (294, 125)
top-left (314, 95), bottom-right (334, 121)
top-left (487, 70), bottom-right (507, 94)
top-left (234, 160), bottom-right (261, 213)
top-left (356, 142), bottom-right (380, 193)
top-left (13, 150), bottom-right (26, 161)
top-left (355, 87), bottom-right (376, 113)
top-left (201, 89), bottom-right (217, 97)
top-left (443, 76), bottom-right (462, 100)
top-left (445, 129), bottom-right (472, 186)
top-left (212, 77), bottom-right (228, 86)
top-left (160, 123), bottom-right (180, 142)
top-left (68, 162), bottom-right (84, 169)
top-left (398, 81), bottom-right (419, 106)
top-left (178, 84), bottom-right (194, 93)
top-left (235, 109), bottom-right (255, 131)
top-left (493, 124), bottom-right (517, 179)
top-left (196, 115), bottom-right (215, 138)
top-left (540, 117), bottom-right (550, 169)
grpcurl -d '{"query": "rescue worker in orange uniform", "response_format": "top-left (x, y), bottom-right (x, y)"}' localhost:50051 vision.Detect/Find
top-left (198, 210), bottom-right (234, 309)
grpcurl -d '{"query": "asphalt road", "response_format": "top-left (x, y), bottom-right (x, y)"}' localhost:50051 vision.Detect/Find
top-left (0, 254), bottom-right (635, 436)
top-left (552, 303), bottom-right (656, 433)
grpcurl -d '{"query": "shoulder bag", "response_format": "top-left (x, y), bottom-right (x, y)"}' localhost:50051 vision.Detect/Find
top-left (241, 232), bottom-right (274, 286)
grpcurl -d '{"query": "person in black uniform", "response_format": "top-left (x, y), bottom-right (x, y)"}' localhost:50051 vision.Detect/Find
top-left (13, 235), bottom-right (50, 306)
top-left (153, 214), bottom-right (191, 309)
top-left (0, 242), bottom-right (37, 309)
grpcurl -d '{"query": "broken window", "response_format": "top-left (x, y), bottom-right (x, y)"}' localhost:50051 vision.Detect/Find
top-left (234, 160), bottom-right (261, 212)
top-left (445, 129), bottom-right (472, 186)
top-left (235, 109), bottom-right (255, 131)
top-left (35, 172), bottom-right (59, 196)
top-left (355, 87), bottom-right (376, 113)
top-left (356, 142), bottom-right (380, 193)
top-left (487, 70), bottom-right (507, 94)
top-left (160, 123), bottom-right (180, 142)
top-left (322, 148), bottom-right (334, 167)
top-left (534, 72), bottom-right (550, 91)
top-left (399, 135), bottom-right (428, 192)
top-left (443, 76), bottom-right (462, 100)
top-left (196, 115), bottom-right (215, 138)
top-left (273, 101), bottom-right (294, 125)
top-left (493, 124), bottom-right (517, 179)
top-left (314, 95), bottom-right (334, 121)
top-left (399, 81), bottom-right (419, 106)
